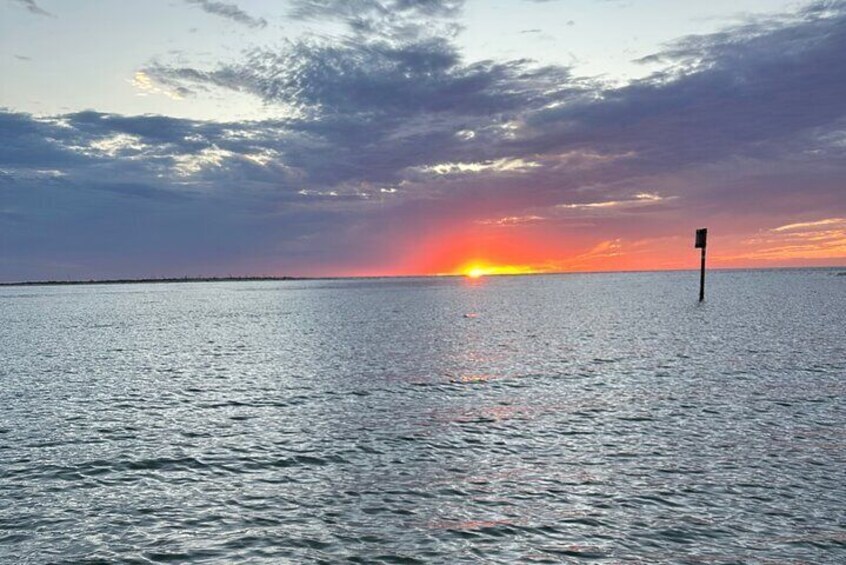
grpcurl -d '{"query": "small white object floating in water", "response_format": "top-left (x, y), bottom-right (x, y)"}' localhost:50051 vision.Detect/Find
top-left (463, 313), bottom-right (479, 318)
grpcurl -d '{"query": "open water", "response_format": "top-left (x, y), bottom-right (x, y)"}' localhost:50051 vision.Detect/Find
top-left (1, 270), bottom-right (844, 563)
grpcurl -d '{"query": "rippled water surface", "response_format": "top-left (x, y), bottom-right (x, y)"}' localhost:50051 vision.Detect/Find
top-left (1, 270), bottom-right (845, 563)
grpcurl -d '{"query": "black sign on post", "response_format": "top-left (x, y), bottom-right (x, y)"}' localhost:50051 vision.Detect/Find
top-left (695, 228), bottom-right (707, 301)
top-left (695, 228), bottom-right (707, 249)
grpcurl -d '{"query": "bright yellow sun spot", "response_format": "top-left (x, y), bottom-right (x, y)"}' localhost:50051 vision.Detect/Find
top-left (458, 262), bottom-right (538, 278)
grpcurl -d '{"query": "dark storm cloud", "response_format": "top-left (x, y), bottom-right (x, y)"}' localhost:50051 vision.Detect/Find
top-left (12, 0), bottom-right (52, 17)
top-left (183, 0), bottom-right (267, 29)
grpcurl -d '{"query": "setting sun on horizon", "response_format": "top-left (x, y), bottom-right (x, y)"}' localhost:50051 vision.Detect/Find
top-left (456, 261), bottom-right (540, 279)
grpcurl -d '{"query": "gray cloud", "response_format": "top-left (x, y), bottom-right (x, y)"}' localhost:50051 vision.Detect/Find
top-left (12, 0), bottom-right (52, 17)
top-left (290, 0), bottom-right (464, 20)
top-left (183, 0), bottom-right (267, 29)
top-left (147, 0), bottom-right (846, 193)
top-left (522, 1), bottom-right (846, 172)
top-left (289, 0), bottom-right (465, 41)
top-left (144, 31), bottom-right (580, 192)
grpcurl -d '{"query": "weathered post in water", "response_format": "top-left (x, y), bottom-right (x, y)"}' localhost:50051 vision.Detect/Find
top-left (695, 228), bottom-right (707, 302)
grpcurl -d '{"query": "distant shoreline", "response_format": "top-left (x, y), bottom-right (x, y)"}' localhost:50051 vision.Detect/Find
top-left (0, 276), bottom-right (305, 288)
top-left (1, 266), bottom-right (844, 288)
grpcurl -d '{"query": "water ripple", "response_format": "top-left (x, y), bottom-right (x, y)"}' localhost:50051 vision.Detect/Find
top-left (1, 272), bottom-right (844, 563)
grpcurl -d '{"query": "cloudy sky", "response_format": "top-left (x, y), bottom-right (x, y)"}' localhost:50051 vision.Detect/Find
top-left (1, 0), bottom-right (845, 280)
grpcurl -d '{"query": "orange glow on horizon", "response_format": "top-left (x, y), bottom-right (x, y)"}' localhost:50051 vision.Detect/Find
top-left (398, 226), bottom-right (567, 278)
top-left (367, 217), bottom-right (846, 279)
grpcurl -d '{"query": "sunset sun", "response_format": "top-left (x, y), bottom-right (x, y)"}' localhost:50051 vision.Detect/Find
top-left (458, 261), bottom-right (539, 278)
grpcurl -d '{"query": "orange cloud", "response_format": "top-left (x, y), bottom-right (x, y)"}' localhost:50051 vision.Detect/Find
top-left (373, 213), bottom-right (846, 279)
top-left (720, 218), bottom-right (846, 262)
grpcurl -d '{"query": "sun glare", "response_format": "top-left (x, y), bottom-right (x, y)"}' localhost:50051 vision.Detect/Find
top-left (458, 262), bottom-right (538, 278)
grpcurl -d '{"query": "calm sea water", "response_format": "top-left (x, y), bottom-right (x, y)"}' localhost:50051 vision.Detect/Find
top-left (1, 270), bottom-right (844, 564)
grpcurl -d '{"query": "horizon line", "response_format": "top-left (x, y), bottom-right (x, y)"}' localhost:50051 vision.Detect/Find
top-left (2, 265), bottom-right (844, 288)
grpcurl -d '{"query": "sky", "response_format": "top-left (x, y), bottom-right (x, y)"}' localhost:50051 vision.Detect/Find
top-left (1, 0), bottom-right (845, 281)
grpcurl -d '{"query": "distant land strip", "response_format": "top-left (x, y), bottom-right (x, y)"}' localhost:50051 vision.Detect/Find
top-left (0, 276), bottom-right (304, 287)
